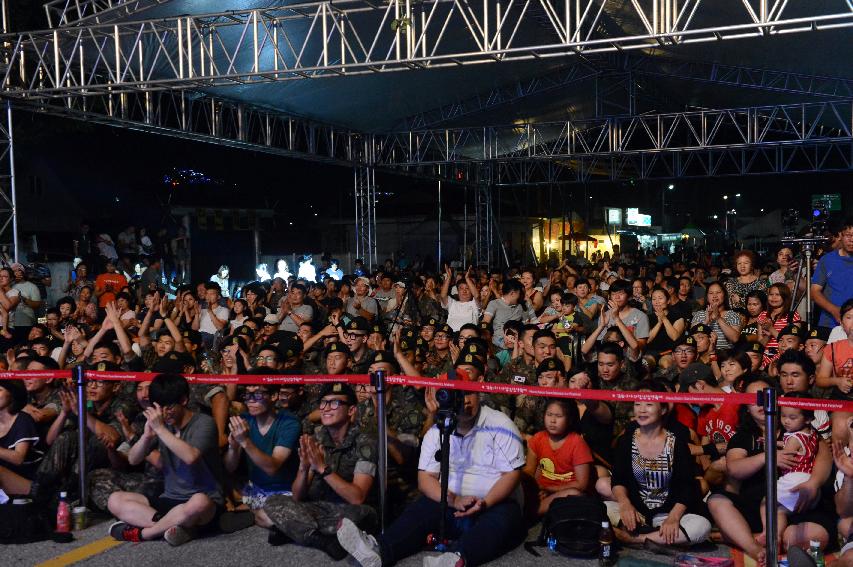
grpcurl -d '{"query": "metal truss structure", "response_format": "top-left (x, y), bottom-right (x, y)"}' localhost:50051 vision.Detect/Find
top-left (0, 102), bottom-right (18, 262)
top-left (353, 165), bottom-right (377, 270)
top-left (373, 99), bottom-right (853, 165)
top-left (2, 0), bottom-right (853, 97)
top-left (474, 184), bottom-right (494, 269)
top-left (43, 0), bottom-right (171, 28)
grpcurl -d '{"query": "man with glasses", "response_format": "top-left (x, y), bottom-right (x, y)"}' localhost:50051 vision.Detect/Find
top-left (423, 323), bottom-right (454, 377)
top-left (254, 345), bottom-right (284, 371)
top-left (224, 385), bottom-right (300, 540)
top-left (262, 382), bottom-right (377, 558)
top-left (656, 335), bottom-right (699, 384)
top-left (109, 373), bottom-right (224, 546)
top-left (342, 317), bottom-right (374, 374)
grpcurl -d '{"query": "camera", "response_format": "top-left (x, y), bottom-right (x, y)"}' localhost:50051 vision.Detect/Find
top-left (435, 387), bottom-right (464, 414)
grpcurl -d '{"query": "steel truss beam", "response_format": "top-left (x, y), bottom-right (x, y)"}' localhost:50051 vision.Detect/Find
top-left (3, 0), bottom-right (853, 97)
top-left (15, 90), bottom-right (362, 165)
top-left (43, 0), bottom-right (172, 28)
top-left (0, 102), bottom-right (18, 260)
top-left (373, 99), bottom-right (853, 165)
top-left (354, 165), bottom-right (377, 269)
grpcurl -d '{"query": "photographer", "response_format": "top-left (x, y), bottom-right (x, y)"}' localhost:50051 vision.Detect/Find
top-left (811, 218), bottom-right (853, 329)
top-left (337, 356), bottom-right (527, 567)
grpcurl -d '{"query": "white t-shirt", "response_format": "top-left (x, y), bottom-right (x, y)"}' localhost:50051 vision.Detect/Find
top-left (829, 325), bottom-right (846, 344)
top-left (11, 281), bottom-right (40, 327)
top-left (3, 288), bottom-right (20, 329)
top-left (199, 305), bottom-right (230, 334)
top-left (418, 405), bottom-right (526, 500)
top-left (445, 297), bottom-right (480, 332)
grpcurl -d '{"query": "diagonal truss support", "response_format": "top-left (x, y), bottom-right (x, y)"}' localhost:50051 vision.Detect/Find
top-left (0, 101), bottom-right (18, 261)
top-left (2, 0), bottom-right (852, 97)
top-left (43, 0), bottom-right (172, 28)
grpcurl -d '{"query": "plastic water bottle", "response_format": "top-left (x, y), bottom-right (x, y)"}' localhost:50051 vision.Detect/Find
top-left (599, 521), bottom-right (615, 567)
top-left (56, 492), bottom-right (71, 533)
top-left (808, 540), bottom-right (825, 567)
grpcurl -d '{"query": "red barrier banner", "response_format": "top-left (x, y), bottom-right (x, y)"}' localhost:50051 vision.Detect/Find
top-left (3, 369), bottom-right (853, 412)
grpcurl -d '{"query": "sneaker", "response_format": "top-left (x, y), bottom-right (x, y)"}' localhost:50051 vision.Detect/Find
top-left (336, 517), bottom-right (381, 567)
top-left (423, 552), bottom-right (464, 567)
top-left (109, 521), bottom-right (143, 542)
top-left (842, 533), bottom-right (853, 557)
top-left (218, 510), bottom-right (255, 534)
top-left (304, 530), bottom-right (348, 561)
top-left (268, 527), bottom-right (292, 547)
top-left (164, 525), bottom-right (195, 547)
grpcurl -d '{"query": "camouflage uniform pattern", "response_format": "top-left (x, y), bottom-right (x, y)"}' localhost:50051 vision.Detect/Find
top-left (598, 375), bottom-right (640, 438)
top-left (488, 356), bottom-right (537, 417)
top-left (263, 424), bottom-right (377, 543)
top-left (422, 350), bottom-right (453, 378)
top-left (514, 394), bottom-right (547, 436)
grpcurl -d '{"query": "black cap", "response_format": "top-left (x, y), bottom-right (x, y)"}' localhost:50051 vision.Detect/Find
top-left (234, 325), bottom-right (255, 339)
top-left (369, 322), bottom-right (384, 335)
top-left (478, 321), bottom-right (493, 333)
top-left (181, 329), bottom-right (202, 345)
top-left (368, 350), bottom-right (399, 372)
top-left (678, 363), bottom-right (715, 390)
top-left (454, 352), bottom-right (485, 374)
top-left (319, 382), bottom-right (357, 405)
top-left (152, 351), bottom-right (195, 373)
top-left (690, 323), bottom-right (711, 336)
top-left (778, 324), bottom-right (803, 339)
top-left (399, 339), bottom-right (416, 353)
top-left (90, 361), bottom-right (122, 372)
top-left (536, 357), bottom-right (564, 375)
top-left (275, 334), bottom-right (303, 359)
top-left (674, 335), bottom-right (698, 349)
top-left (324, 342), bottom-right (352, 357)
top-left (807, 327), bottom-right (830, 342)
top-left (421, 317), bottom-right (439, 328)
top-left (221, 335), bottom-right (248, 352)
top-left (345, 317), bottom-right (369, 333)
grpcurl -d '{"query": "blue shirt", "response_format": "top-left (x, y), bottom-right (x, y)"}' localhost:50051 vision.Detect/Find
top-left (244, 411), bottom-right (301, 491)
top-left (811, 250), bottom-right (853, 327)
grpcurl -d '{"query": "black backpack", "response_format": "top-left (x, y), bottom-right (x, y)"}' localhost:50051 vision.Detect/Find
top-left (526, 495), bottom-right (608, 558)
top-left (0, 499), bottom-right (53, 544)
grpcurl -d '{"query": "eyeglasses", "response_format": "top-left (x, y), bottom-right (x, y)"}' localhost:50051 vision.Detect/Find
top-left (243, 392), bottom-right (270, 402)
top-left (319, 399), bottom-right (350, 410)
top-left (86, 380), bottom-right (110, 388)
top-left (355, 384), bottom-right (371, 392)
top-left (673, 348), bottom-right (695, 355)
top-left (255, 355), bottom-right (278, 363)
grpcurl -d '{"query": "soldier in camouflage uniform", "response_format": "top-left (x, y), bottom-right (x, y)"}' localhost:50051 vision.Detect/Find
top-left (263, 382), bottom-right (377, 559)
top-left (355, 351), bottom-right (425, 517)
top-left (30, 362), bottom-right (137, 503)
top-left (89, 379), bottom-right (164, 511)
top-left (342, 317), bottom-right (375, 374)
top-left (514, 357), bottom-right (566, 437)
top-left (410, 280), bottom-right (445, 326)
top-left (492, 328), bottom-right (560, 419)
top-left (596, 342), bottom-right (639, 438)
top-left (422, 323), bottom-right (454, 377)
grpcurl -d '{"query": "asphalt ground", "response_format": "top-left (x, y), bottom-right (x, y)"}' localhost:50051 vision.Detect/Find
top-left (6, 515), bottom-right (735, 567)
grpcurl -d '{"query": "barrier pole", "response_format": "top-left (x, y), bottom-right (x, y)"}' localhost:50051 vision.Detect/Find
top-left (74, 365), bottom-right (88, 507)
top-left (762, 387), bottom-right (778, 567)
top-left (372, 370), bottom-right (388, 533)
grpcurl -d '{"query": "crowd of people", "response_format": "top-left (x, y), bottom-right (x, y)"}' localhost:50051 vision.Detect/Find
top-left (0, 217), bottom-right (851, 567)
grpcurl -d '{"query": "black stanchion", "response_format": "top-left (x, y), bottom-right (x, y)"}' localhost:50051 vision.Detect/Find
top-left (762, 387), bottom-right (778, 567)
top-left (372, 370), bottom-right (388, 534)
top-left (73, 365), bottom-right (87, 507)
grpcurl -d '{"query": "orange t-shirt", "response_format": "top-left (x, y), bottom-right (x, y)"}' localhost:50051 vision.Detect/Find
top-left (825, 340), bottom-right (853, 379)
top-left (528, 431), bottom-right (593, 490)
top-left (95, 272), bottom-right (128, 307)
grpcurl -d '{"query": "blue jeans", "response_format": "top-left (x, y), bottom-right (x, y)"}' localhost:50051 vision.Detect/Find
top-left (379, 496), bottom-right (525, 566)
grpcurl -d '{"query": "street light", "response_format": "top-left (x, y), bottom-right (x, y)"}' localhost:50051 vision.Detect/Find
top-left (667, 184), bottom-right (675, 190)
top-left (735, 193), bottom-right (741, 197)
top-left (723, 195), bottom-right (729, 200)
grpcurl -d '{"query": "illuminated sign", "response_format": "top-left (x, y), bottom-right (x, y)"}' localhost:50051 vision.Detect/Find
top-left (606, 208), bottom-right (622, 225)
top-left (626, 208), bottom-right (652, 227)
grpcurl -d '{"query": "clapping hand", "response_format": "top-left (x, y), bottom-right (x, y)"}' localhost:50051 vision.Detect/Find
top-left (143, 403), bottom-right (166, 435)
top-left (299, 434), bottom-right (327, 474)
top-left (228, 416), bottom-right (250, 448)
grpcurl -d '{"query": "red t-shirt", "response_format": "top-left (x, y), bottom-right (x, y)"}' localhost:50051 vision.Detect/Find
top-left (95, 272), bottom-right (128, 307)
top-left (825, 340), bottom-right (853, 379)
top-left (528, 431), bottom-right (593, 490)
top-left (673, 404), bottom-right (698, 433)
top-left (697, 402), bottom-right (740, 445)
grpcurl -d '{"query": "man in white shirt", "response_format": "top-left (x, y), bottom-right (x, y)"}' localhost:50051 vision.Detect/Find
top-left (441, 266), bottom-right (480, 332)
top-left (337, 357), bottom-right (527, 567)
top-left (199, 282), bottom-right (229, 349)
top-left (10, 263), bottom-right (42, 342)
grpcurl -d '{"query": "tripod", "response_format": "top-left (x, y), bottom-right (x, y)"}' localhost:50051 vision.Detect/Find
top-left (788, 244), bottom-right (815, 330)
top-left (432, 408), bottom-right (458, 551)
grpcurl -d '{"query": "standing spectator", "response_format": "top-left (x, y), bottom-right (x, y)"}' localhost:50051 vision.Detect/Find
top-left (94, 260), bottom-right (128, 309)
top-left (138, 258), bottom-right (163, 298)
top-left (96, 234), bottom-right (119, 267)
top-left (724, 250), bottom-right (768, 310)
top-left (0, 267), bottom-right (20, 341)
top-left (170, 227), bottom-right (190, 285)
top-left (65, 262), bottom-right (94, 300)
top-left (440, 266), bottom-right (479, 332)
top-left (116, 226), bottom-right (138, 257)
top-left (812, 218), bottom-right (853, 329)
top-left (482, 279), bottom-right (526, 348)
top-left (10, 263), bottom-right (42, 344)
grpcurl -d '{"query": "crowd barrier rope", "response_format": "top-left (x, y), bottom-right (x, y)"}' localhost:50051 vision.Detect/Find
top-left (5, 368), bottom-right (853, 412)
top-left (5, 367), bottom-right (844, 562)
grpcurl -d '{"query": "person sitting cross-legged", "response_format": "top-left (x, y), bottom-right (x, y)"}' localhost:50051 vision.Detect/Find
top-left (107, 373), bottom-right (224, 546)
top-left (336, 357), bottom-right (528, 567)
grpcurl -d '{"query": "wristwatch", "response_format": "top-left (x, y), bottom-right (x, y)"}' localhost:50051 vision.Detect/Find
top-left (318, 467), bottom-right (333, 479)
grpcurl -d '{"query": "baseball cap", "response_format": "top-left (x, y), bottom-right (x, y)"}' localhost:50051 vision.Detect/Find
top-left (221, 335), bottom-right (248, 352)
top-left (478, 321), bottom-right (493, 333)
top-left (678, 363), bottom-right (715, 391)
top-left (324, 342), bottom-right (352, 357)
top-left (536, 357), bottom-right (564, 375)
top-left (90, 361), bottom-right (122, 372)
top-left (778, 324), bottom-right (803, 339)
top-left (454, 351), bottom-right (485, 374)
top-left (807, 327), bottom-right (830, 342)
top-left (369, 322), bottom-right (384, 335)
top-left (394, 281), bottom-right (407, 289)
top-left (673, 335), bottom-right (698, 349)
top-left (152, 352), bottom-right (195, 373)
top-left (690, 323), bottom-right (711, 336)
top-left (318, 382), bottom-right (357, 405)
top-left (181, 329), bottom-right (202, 346)
top-left (234, 325), bottom-right (255, 339)
top-left (421, 317), bottom-right (439, 328)
top-left (368, 350), bottom-right (398, 371)
top-left (345, 317), bottom-right (369, 334)
top-left (436, 323), bottom-right (453, 336)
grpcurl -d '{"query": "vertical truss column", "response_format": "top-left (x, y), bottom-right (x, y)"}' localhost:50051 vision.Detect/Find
top-left (353, 166), bottom-right (377, 271)
top-left (474, 185), bottom-right (493, 271)
top-left (0, 102), bottom-right (19, 263)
